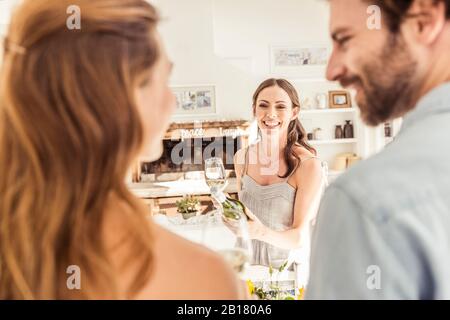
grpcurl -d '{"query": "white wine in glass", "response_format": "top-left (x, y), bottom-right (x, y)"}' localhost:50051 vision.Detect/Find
top-left (220, 209), bottom-right (252, 277)
top-left (205, 177), bottom-right (226, 190)
top-left (219, 247), bottom-right (251, 274)
top-left (202, 207), bottom-right (252, 278)
top-left (204, 157), bottom-right (227, 191)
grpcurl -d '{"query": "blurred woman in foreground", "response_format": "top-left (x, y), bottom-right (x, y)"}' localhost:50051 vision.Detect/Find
top-left (0, 0), bottom-right (242, 299)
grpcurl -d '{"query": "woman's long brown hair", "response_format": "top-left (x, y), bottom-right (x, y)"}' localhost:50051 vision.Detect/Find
top-left (0, 0), bottom-right (159, 299)
top-left (252, 79), bottom-right (317, 179)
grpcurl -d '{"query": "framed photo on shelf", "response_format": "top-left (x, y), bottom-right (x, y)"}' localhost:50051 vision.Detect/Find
top-left (171, 85), bottom-right (216, 117)
top-left (328, 90), bottom-right (352, 109)
top-left (269, 44), bottom-right (330, 79)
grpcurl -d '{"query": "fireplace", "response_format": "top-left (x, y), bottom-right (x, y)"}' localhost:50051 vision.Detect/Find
top-left (133, 120), bottom-right (251, 183)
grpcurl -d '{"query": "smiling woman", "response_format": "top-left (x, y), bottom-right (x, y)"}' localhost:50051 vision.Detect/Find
top-left (251, 79), bottom-right (316, 179)
top-left (233, 79), bottom-right (326, 287)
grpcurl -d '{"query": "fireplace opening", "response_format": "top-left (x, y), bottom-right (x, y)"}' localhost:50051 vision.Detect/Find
top-left (140, 136), bottom-right (243, 178)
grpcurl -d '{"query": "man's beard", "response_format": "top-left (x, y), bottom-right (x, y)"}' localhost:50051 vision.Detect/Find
top-left (341, 34), bottom-right (419, 126)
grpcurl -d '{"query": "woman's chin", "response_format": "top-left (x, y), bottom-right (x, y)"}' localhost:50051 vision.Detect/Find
top-left (261, 125), bottom-right (280, 131)
top-left (260, 127), bottom-right (283, 138)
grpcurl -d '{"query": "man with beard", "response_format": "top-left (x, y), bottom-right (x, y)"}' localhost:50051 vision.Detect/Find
top-left (306, 0), bottom-right (450, 299)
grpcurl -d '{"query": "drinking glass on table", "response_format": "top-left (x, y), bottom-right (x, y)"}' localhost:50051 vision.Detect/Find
top-left (201, 206), bottom-right (252, 279)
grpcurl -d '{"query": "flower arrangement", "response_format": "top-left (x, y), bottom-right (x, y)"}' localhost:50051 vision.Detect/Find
top-left (246, 261), bottom-right (305, 300)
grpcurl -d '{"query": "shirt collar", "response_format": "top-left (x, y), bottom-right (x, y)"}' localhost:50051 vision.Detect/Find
top-left (400, 82), bottom-right (450, 133)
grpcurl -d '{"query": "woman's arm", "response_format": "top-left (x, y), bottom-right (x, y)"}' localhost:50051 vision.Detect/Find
top-left (248, 158), bottom-right (325, 250)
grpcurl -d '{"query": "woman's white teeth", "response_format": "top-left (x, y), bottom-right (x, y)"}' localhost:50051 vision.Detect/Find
top-left (264, 121), bottom-right (280, 128)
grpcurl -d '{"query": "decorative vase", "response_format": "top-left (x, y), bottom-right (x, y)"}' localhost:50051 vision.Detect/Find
top-left (384, 122), bottom-right (392, 137)
top-left (302, 97), bottom-right (313, 110)
top-left (335, 125), bottom-right (343, 139)
top-left (313, 128), bottom-right (323, 140)
top-left (316, 93), bottom-right (327, 109)
top-left (343, 120), bottom-right (354, 138)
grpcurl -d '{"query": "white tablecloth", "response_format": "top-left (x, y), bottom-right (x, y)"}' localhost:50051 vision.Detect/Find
top-left (153, 212), bottom-right (298, 285)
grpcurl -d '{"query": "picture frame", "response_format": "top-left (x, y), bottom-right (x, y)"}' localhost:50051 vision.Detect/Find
top-left (171, 85), bottom-right (217, 117)
top-left (270, 44), bottom-right (330, 79)
top-left (328, 90), bottom-right (352, 109)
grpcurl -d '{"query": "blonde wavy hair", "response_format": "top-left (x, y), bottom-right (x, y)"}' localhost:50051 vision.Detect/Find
top-left (0, 0), bottom-right (160, 299)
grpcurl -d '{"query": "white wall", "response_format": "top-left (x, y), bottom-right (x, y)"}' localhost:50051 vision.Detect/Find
top-left (0, 0), bottom-right (18, 36)
top-left (156, 0), bottom-right (343, 122)
top-left (2, 0), bottom-right (341, 122)
top-left (0, 0), bottom-right (20, 65)
top-left (212, 0), bottom-right (331, 75)
top-left (155, 0), bottom-right (377, 167)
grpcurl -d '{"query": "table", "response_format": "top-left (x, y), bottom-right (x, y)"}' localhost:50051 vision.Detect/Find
top-left (129, 178), bottom-right (239, 216)
top-left (153, 212), bottom-right (298, 286)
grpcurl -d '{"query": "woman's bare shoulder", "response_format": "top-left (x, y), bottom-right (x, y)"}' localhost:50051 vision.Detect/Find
top-left (234, 147), bottom-right (245, 167)
top-left (292, 144), bottom-right (316, 161)
top-left (292, 145), bottom-right (322, 178)
top-left (234, 145), bottom-right (252, 167)
top-left (136, 224), bottom-right (242, 300)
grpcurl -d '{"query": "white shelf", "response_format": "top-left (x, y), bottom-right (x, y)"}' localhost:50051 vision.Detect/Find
top-left (309, 138), bottom-right (357, 145)
top-left (300, 108), bottom-right (356, 115)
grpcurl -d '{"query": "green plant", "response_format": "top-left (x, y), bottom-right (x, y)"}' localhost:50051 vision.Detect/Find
top-left (176, 195), bottom-right (200, 215)
top-left (250, 260), bottom-right (298, 300)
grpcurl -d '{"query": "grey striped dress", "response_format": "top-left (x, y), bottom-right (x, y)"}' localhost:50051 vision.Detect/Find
top-left (237, 147), bottom-right (325, 280)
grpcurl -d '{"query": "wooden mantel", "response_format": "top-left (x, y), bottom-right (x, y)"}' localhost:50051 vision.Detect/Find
top-left (164, 119), bottom-right (252, 140)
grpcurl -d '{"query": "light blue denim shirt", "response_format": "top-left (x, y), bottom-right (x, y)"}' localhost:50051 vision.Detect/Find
top-left (306, 82), bottom-right (450, 299)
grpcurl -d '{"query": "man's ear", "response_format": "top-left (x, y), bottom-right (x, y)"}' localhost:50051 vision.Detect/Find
top-left (405, 0), bottom-right (447, 45)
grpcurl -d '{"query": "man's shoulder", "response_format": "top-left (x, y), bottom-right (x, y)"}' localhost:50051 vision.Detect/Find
top-left (334, 146), bottom-right (401, 185)
top-left (329, 144), bottom-right (427, 218)
top-left (330, 132), bottom-right (449, 219)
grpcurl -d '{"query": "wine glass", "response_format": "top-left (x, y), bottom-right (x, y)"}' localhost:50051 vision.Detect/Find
top-left (201, 207), bottom-right (253, 279)
top-left (203, 157), bottom-right (252, 278)
top-left (204, 157), bottom-right (228, 192)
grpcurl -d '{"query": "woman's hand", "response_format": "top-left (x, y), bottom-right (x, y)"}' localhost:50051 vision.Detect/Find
top-left (244, 208), bottom-right (267, 241)
top-left (222, 207), bottom-right (266, 240)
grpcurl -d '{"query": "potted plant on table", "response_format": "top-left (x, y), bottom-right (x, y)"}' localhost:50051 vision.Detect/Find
top-left (176, 195), bottom-right (201, 220)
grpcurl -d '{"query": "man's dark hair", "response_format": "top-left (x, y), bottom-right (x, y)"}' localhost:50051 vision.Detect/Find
top-left (370, 0), bottom-right (450, 32)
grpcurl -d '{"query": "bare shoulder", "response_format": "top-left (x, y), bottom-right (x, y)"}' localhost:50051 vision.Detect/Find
top-left (234, 145), bottom-right (253, 176)
top-left (233, 146), bottom-right (248, 167)
top-left (292, 145), bottom-right (322, 178)
top-left (137, 224), bottom-right (242, 300)
top-left (292, 144), bottom-right (316, 161)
